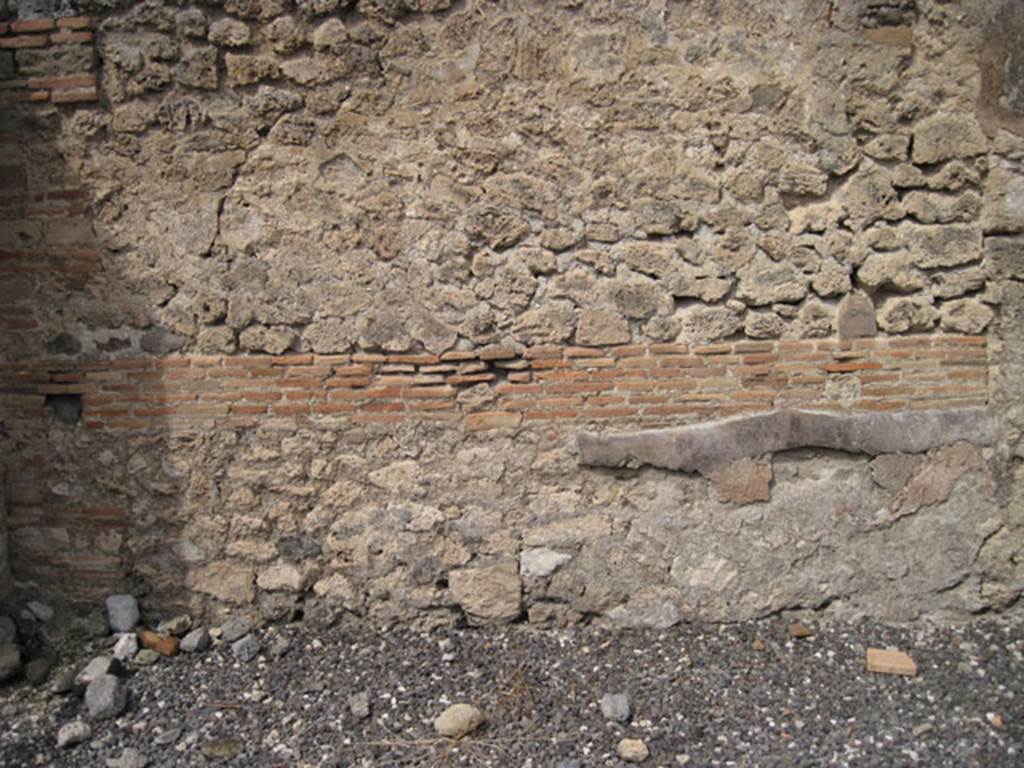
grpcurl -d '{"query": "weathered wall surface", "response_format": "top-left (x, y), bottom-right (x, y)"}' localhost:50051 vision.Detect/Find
top-left (0, 0), bottom-right (1022, 627)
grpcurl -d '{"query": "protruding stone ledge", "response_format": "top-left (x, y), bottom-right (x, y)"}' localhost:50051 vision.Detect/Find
top-left (577, 408), bottom-right (998, 474)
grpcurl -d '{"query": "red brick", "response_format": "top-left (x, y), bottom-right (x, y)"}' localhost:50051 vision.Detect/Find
top-left (49, 30), bottom-right (93, 44)
top-left (230, 404), bottom-right (268, 415)
top-left (821, 361), bottom-right (883, 373)
top-left (0, 34), bottom-right (49, 48)
top-left (11, 19), bottom-right (55, 33)
top-left (447, 373), bottom-right (495, 385)
top-left (26, 74), bottom-right (96, 91)
top-left (440, 350), bottom-right (478, 362)
top-left (57, 16), bottom-right (93, 30)
top-left (312, 403), bottom-right (354, 414)
top-left (479, 347), bottom-right (517, 361)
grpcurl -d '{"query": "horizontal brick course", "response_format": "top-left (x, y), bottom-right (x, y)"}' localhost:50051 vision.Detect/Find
top-left (0, 335), bottom-right (989, 433)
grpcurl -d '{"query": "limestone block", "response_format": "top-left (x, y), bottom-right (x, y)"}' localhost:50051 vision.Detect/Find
top-left (186, 563), bottom-right (255, 604)
top-left (912, 114), bottom-right (987, 165)
top-left (448, 561), bottom-right (522, 625)
top-left (939, 299), bottom-right (994, 334)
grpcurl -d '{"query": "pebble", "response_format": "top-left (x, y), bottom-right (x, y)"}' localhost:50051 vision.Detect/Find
top-left (106, 595), bottom-right (140, 633)
top-left (133, 649), bottom-right (160, 666)
top-left (85, 673), bottom-right (128, 720)
top-left (106, 747), bottom-right (148, 768)
top-left (56, 720), bottom-right (92, 749)
top-left (221, 615), bottom-right (252, 644)
top-left (26, 601), bottom-right (54, 623)
top-left (113, 633), bottom-right (139, 661)
top-left (153, 726), bottom-right (182, 746)
top-left (0, 616), bottom-right (17, 644)
top-left (24, 657), bottom-right (52, 686)
top-left (349, 690), bottom-right (371, 720)
top-left (156, 615), bottom-right (192, 637)
top-left (180, 627), bottom-right (211, 653)
top-left (51, 667), bottom-right (76, 694)
top-left (201, 738), bottom-right (242, 759)
top-left (75, 656), bottom-right (123, 693)
top-left (617, 738), bottom-right (650, 763)
top-left (232, 633), bottom-right (260, 662)
top-left (788, 623), bottom-right (815, 639)
top-left (434, 703), bottom-right (486, 738)
top-left (0, 643), bottom-right (21, 683)
top-left (600, 692), bottom-right (631, 722)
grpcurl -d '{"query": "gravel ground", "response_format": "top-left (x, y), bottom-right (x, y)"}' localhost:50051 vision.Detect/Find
top-left (0, 615), bottom-right (1021, 767)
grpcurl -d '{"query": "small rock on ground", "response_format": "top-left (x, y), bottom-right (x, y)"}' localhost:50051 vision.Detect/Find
top-left (434, 703), bottom-right (486, 738)
top-left (231, 634), bottom-right (260, 662)
top-left (56, 720), bottom-right (91, 749)
top-left (349, 690), bottom-right (371, 720)
top-left (220, 616), bottom-right (251, 644)
top-left (180, 627), bottom-right (210, 653)
top-left (617, 738), bottom-right (650, 763)
top-left (106, 747), bottom-right (147, 768)
top-left (85, 673), bottom-right (128, 720)
top-left (600, 692), bottom-right (631, 722)
top-left (0, 643), bottom-right (21, 683)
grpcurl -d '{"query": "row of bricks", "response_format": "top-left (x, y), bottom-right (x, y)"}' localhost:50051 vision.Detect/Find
top-left (0, 334), bottom-right (988, 373)
top-left (0, 17), bottom-right (92, 34)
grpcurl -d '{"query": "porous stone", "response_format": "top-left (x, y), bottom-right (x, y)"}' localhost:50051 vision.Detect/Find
top-left (877, 297), bottom-right (937, 333)
top-left (56, 720), bottom-right (91, 749)
top-left (208, 19), bottom-right (251, 48)
top-left (912, 115), bottom-right (987, 165)
top-left (448, 562), bottom-right (522, 625)
top-left (575, 308), bottom-right (630, 346)
top-left (939, 299), bottom-right (994, 334)
top-left (434, 703), bottom-right (485, 738)
top-left (106, 748), bottom-right (148, 768)
top-left (519, 548), bottom-right (572, 580)
top-left (709, 458), bottom-right (773, 505)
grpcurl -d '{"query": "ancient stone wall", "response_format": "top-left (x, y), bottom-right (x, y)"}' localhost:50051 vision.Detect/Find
top-left (0, 0), bottom-right (1022, 627)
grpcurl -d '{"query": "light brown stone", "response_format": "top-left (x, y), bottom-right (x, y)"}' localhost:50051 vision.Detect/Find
top-left (866, 648), bottom-right (917, 677)
top-left (709, 458), bottom-right (772, 505)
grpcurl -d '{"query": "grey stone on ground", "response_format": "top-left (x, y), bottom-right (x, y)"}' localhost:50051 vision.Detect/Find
top-left (220, 615), bottom-right (252, 643)
top-left (106, 747), bottom-right (148, 768)
top-left (26, 601), bottom-right (54, 622)
top-left (180, 627), bottom-right (210, 653)
top-left (0, 642), bottom-right (21, 683)
top-left (349, 690), bottom-right (371, 720)
top-left (231, 633), bottom-right (260, 662)
top-left (50, 668), bottom-right (76, 694)
top-left (434, 703), bottom-right (486, 738)
top-left (0, 616), bottom-right (17, 645)
top-left (56, 720), bottom-right (91, 749)
top-left (74, 656), bottom-right (123, 693)
top-left (105, 595), bottom-right (140, 633)
top-left (113, 633), bottom-right (139, 661)
top-left (600, 692), bottom-right (632, 722)
top-left (24, 657), bottom-right (52, 686)
top-left (85, 673), bottom-right (128, 720)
